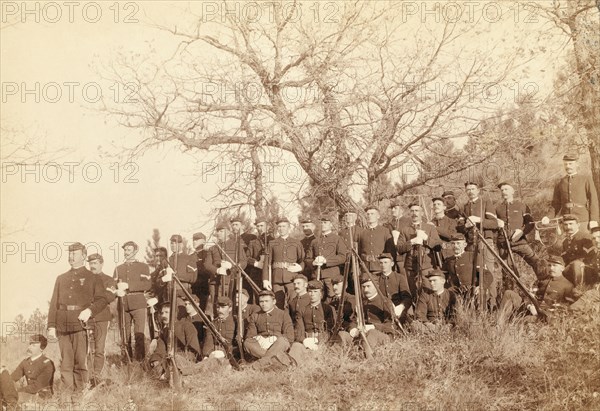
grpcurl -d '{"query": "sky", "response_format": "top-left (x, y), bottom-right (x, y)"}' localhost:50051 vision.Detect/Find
top-left (0, 1), bottom-right (573, 326)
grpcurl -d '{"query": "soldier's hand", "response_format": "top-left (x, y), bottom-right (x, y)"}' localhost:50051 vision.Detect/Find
top-left (365, 324), bottom-right (375, 332)
top-left (185, 302), bottom-right (197, 316)
top-left (78, 308), bottom-right (92, 322)
top-left (263, 280), bottom-right (272, 290)
top-left (47, 328), bottom-right (57, 339)
top-left (288, 263), bottom-right (302, 273)
top-left (469, 216), bottom-right (481, 223)
top-left (511, 229), bottom-right (523, 242)
top-left (496, 219), bottom-right (505, 228)
top-left (221, 261), bottom-right (233, 270)
top-left (254, 260), bottom-right (264, 269)
top-left (116, 289), bottom-right (127, 297)
top-left (416, 229), bottom-right (428, 241)
top-left (247, 258), bottom-right (257, 266)
top-left (349, 328), bottom-right (359, 338)
top-left (541, 216), bottom-right (550, 225)
top-left (394, 304), bottom-right (405, 317)
top-left (217, 267), bottom-right (228, 276)
top-left (410, 237), bottom-right (423, 245)
top-left (313, 256), bottom-right (326, 266)
top-left (151, 361), bottom-right (159, 368)
top-left (589, 221), bottom-right (599, 229)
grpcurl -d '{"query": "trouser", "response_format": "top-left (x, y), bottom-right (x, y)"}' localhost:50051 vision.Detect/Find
top-left (0, 369), bottom-right (18, 409)
top-left (244, 336), bottom-right (290, 361)
top-left (322, 277), bottom-right (336, 303)
top-left (498, 242), bottom-right (542, 280)
top-left (58, 331), bottom-right (88, 391)
top-left (273, 282), bottom-right (296, 310)
top-left (92, 321), bottom-right (110, 378)
top-left (124, 308), bottom-right (146, 361)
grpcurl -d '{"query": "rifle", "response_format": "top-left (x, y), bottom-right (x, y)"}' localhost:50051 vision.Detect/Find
top-left (350, 249), bottom-right (374, 360)
top-left (412, 222), bottom-right (424, 296)
top-left (81, 319), bottom-right (98, 387)
top-left (213, 240), bottom-right (261, 296)
top-left (234, 233), bottom-right (245, 362)
top-left (165, 251), bottom-right (182, 389)
top-left (147, 299), bottom-right (160, 340)
top-left (329, 251), bottom-right (351, 341)
top-left (172, 275), bottom-right (241, 370)
top-left (117, 294), bottom-right (131, 364)
top-left (500, 227), bottom-right (521, 279)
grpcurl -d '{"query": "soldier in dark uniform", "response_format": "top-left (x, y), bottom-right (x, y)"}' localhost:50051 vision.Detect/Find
top-left (329, 278), bottom-right (355, 330)
top-left (205, 225), bottom-right (247, 300)
top-left (7, 334), bottom-right (55, 402)
top-left (150, 247), bottom-right (169, 305)
top-left (203, 296), bottom-right (236, 359)
top-left (547, 152), bottom-right (599, 233)
top-left (113, 241), bottom-right (151, 362)
top-left (168, 234), bottom-right (198, 300)
top-left (236, 289), bottom-right (261, 330)
top-left (430, 197), bottom-right (458, 261)
top-left (357, 205), bottom-right (391, 273)
top-left (561, 214), bottom-right (595, 286)
top-left (338, 209), bottom-right (362, 295)
top-left (372, 253), bottom-right (412, 320)
top-left (288, 274), bottom-right (311, 325)
top-left (300, 217), bottom-right (317, 279)
top-left (246, 217), bottom-right (274, 303)
top-left (413, 269), bottom-right (457, 330)
top-left (396, 203), bottom-right (443, 300)
top-left (588, 227), bottom-right (600, 284)
top-left (442, 191), bottom-right (461, 220)
top-left (86, 253), bottom-right (115, 383)
top-left (263, 217), bottom-right (304, 309)
top-left (384, 200), bottom-right (410, 274)
top-left (230, 216), bottom-right (257, 248)
top-left (48, 242), bottom-right (108, 392)
top-left (444, 234), bottom-right (492, 300)
top-left (191, 232), bottom-right (211, 313)
top-left (495, 182), bottom-right (543, 280)
top-left (306, 215), bottom-right (347, 301)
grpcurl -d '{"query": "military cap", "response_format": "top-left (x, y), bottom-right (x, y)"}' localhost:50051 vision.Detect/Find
top-left (408, 202), bottom-right (421, 209)
top-left (255, 216), bottom-right (268, 225)
top-left (340, 209), bottom-right (356, 216)
top-left (497, 181), bottom-right (513, 189)
top-left (441, 191), bottom-right (455, 197)
top-left (377, 253), bottom-right (393, 260)
top-left (464, 181), bottom-right (479, 187)
top-left (331, 277), bottom-right (343, 285)
top-left (319, 214), bottom-right (332, 222)
top-left (275, 217), bottom-right (290, 225)
top-left (170, 234), bottom-right (183, 243)
top-left (230, 216), bottom-right (242, 224)
top-left (425, 268), bottom-right (446, 278)
top-left (121, 241), bottom-right (138, 250)
top-left (562, 152), bottom-right (579, 161)
top-left (299, 217), bottom-right (313, 224)
top-left (258, 289), bottom-right (276, 298)
top-left (307, 280), bottom-right (323, 290)
top-left (192, 232), bottom-right (206, 241)
top-left (562, 214), bottom-right (578, 222)
top-left (68, 242), bottom-right (86, 252)
top-left (389, 199), bottom-right (403, 208)
top-left (159, 300), bottom-right (172, 310)
top-left (431, 197), bottom-right (445, 204)
top-left (215, 223), bottom-right (228, 231)
top-left (547, 255), bottom-right (565, 266)
top-left (236, 289), bottom-right (250, 298)
top-left (87, 253), bottom-right (104, 263)
top-left (30, 334), bottom-right (48, 349)
top-left (217, 296), bottom-right (233, 306)
top-left (591, 226), bottom-right (600, 234)
top-left (364, 204), bottom-right (379, 212)
top-left (293, 274), bottom-right (308, 282)
top-left (359, 275), bottom-right (374, 285)
top-left (450, 233), bottom-right (466, 241)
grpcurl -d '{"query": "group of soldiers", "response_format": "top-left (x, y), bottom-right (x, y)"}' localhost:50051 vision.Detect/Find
top-left (1, 151), bottom-right (599, 405)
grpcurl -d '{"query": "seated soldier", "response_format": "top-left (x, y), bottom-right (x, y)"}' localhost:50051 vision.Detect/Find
top-left (148, 302), bottom-right (201, 379)
top-left (202, 296), bottom-right (236, 361)
top-left (585, 226), bottom-right (600, 285)
top-left (289, 280), bottom-right (336, 363)
top-left (373, 253), bottom-right (412, 321)
top-left (339, 276), bottom-right (397, 349)
top-left (1, 334), bottom-right (54, 406)
top-left (413, 269), bottom-right (457, 331)
top-left (329, 278), bottom-right (355, 330)
top-left (243, 290), bottom-right (295, 368)
top-left (288, 274), bottom-right (311, 325)
top-left (561, 214), bottom-right (595, 286)
top-left (236, 289), bottom-right (261, 331)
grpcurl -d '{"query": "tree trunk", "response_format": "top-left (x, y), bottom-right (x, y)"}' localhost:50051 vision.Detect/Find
top-left (250, 147), bottom-right (265, 216)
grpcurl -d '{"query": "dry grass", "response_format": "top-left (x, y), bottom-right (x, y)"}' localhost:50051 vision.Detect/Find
top-left (2, 302), bottom-right (599, 411)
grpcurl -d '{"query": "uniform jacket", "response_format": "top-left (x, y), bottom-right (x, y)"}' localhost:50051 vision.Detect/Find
top-left (537, 276), bottom-right (574, 305)
top-left (372, 270), bottom-right (412, 308)
top-left (294, 303), bottom-right (336, 342)
top-left (245, 307), bottom-right (295, 343)
top-left (415, 289), bottom-right (457, 323)
top-left (349, 293), bottom-right (395, 335)
top-left (396, 222), bottom-right (442, 272)
top-left (305, 233), bottom-right (347, 279)
top-left (150, 319), bottom-right (201, 363)
top-left (357, 225), bottom-right (391, 271)
top-left (459, 197), bottom-right (498, 240)
top-left (562, 231), bottom-right (595, 266)
top-left (202, 314), bottom-right (235, 357)
top-left (168, 252), bottom-right (198, 285)
top-left (552, 174), bottom-right (599, 222)
top-left (205, 239), bottom-right (248, 283)
top-left (289, 292), bottom-right (311, 324)
top-left (495, 200), bottom-right (534, 246)
top-left (48, 266), bottom-right (108, 332)
top-left (11, 354), bottom-right (54, 396)
top-left (339, 225), bottom-right (362, 251)
top-left (329, 293), bottom-right (355, 330)
top-left (263, 236), bottom-right (305, 284)
top-left (113, 261), bottom-right (151, 311)
top-left (95, 272), bottom-right (116, 322)
top-left (384, 217), bottom-right (411, 234)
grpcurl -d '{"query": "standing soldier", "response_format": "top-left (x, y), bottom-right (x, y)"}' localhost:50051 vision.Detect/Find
top-left (230, 216), bottom-right (257, 248)
top-left (168, 234), bottom-right (198, 300)
top-left (339, 209), bottom-right (362, 251)
top-left (306, 215), bottom-right (347, 301)
top-left (546, 152), bottom-right (599, 233)
top-left (263, 217), bottom-right (304, 309)
top-left (247, 217), bottom-right (274, 302)
top-left (47, 242), bottom-right (108, 393)
top-left (429, 197), bottom-right (458, 261)
top-left (357, 205), bottom-right (391, 273)
top-left (205, 225), bottom-right (247, 300)
top-left (396, 203), bottom-right (443, 299)
top-left (86, 253), bottom-right (115, 385)
top-left (300, 217), bottom-right (317, 279)
top-left (385, 200), bottom-right (411, 274)
top-left (442, 191), bottom-right (461, 220)
top-left (113, 241), bottom-right (151, 362)
top-left (561, 215), bottom-right (595, 286)
top-left (495, 182), bottom-right (543, 280)
top-left (191, 232), bottom-right (210, 313)
top-left (150, 247), bottom-right (169, 305)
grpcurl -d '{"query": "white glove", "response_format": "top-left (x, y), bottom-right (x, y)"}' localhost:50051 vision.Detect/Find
top-left (313, 256), bottom-right (326, 266)
top-left (263, 280), bottom-right (272, 290)
top-left (148, 339), bottom-right (158, 355)
top-left (511, 229), bottom-right (523, 242)
top-left (392, 230), bottom-right (400, 244)
top-left (394, 304), bottom-right (405, 317)
top-left (117, 282), bottom-right (129, 291)
top-left (469, 216), bottom-right (481, 223)
top-left (496, 219), bottom-right (505, 228)
top-left (416, 229), bottom-right (428, 241)
top-left (589, 221), bottom-right (599, 229)
top-left (254, 260), bottom-right (264, 269)
top-left (161, 267), bottom-right (173, 282)
top-left (365, 324), bottom-right (375, 332)
top-left (78, 308), bottom-right (92, 322)
top-left (255, 335), bottom-right (276, 350)
top-left (303, 337), bottom-right (319, 351)
top-left (526, 304), bottom-right (538, 316)
top-left (221, 261), bottom-right (232, 270)
top-left (48, 328), bottom-right (57, 339)
top-left (410, 237), bottom-right (424, 245)
top-left (288, 263), bottom-right (302, 273)
top-left (147, 297), bottom-right (158, 308)
top-left (217, 267), bottom-right (228, 276)
top-left (209, 350), bottom-right (226, 359)
top-left (115, 289), bottom-right (127, 297)
top-left (541, 216), bottom-right (550, 225)
top-left (349, 328), bottom-right (359, 338)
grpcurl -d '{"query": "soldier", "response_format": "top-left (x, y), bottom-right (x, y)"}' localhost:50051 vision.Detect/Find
top-left (263, 217), bottom-right (304, 309)
top-left (246, 217), bottom-right (274, 303)
top-left (300, 217), bottom-right (317, 279)
top-left (86, 253), bottom-right (116, 384)
top-left (243, 290), bottom-right (295, 366)
top-left (48, 242), bottom-right (108, 392)
top-left (113, 241), bottom-right (151, 362)
top-left (339, 209), bottom-right (362, 251)
top-left (442, 191), bottom-right (461, 220)
top-left (202, 296), bottom-right (236, 359)
top-left (459, 181), bottom-right (500, 303)
top-left (191, 232), bottom-right (211, 314)
top-left (168, 234), bottom-right (198, 300)
top-left (561, 215), bottom-right (595, 286)
top-left (384, 199), bottom-right (411, 234)
top-left (205, 225), bottom-right (247, 300)
top-left (495, 182), bottom-right (543, 280)
top-left (7, 334), bottom-right (55, 403)
top-left (150, 247), bottom-right (170, 305)
top-left (372, 253), bottom-right (412, 320)
top-left (0, 366), bottom-right (18, 409)
top-left (329, 278), bottom-right (355, 330)
top-left (587, 227), bottom-right (600, 284)
top-left (413, 269), bottom-right (457, 330)
top-left (396, 203), bottom-right (443, 299)
top-left (230, 216), bottom-right (257, 248)
top-left (384, 200), bottom-right (410, 273)
top-left (288, 274), bottom-right (311, 325)
top-left (429, 197), bottom-right (458, 261)
top-left (289, 280), bottom-right (336, 363)
top-left (306, 215), bottom-right (347, 301)
top-left (236, 289), bottom-right (261, 330)
top-left (546, 152), bottom-right (599, 233)
top-left (357, 205), bottom-right (391, 273)
top-left (444, 234), bottom-right (475, 291)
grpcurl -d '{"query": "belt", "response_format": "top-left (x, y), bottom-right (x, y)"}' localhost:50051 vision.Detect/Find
top-left (128, 291), bottom-right (145, 295)
top-left (564, 203), bottom-right (584, 209)
top-left (59, 305), bottom-right (83, 311)
top-left (305, 331), bottom-right (320, 339)
top-left (272, 262), bottom-right (292, 269)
